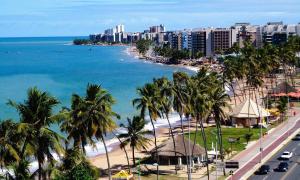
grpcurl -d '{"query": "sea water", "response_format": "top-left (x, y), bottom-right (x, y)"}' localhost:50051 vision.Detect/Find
top-left (0, 37), bottom-right (193, 156)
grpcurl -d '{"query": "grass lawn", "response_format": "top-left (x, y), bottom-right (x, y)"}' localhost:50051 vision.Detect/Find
top-left (185, 127), bottom-right (267, 152)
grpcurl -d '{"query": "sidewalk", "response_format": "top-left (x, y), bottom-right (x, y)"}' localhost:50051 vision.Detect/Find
top-left (200, 108), bottom-right (300, 180)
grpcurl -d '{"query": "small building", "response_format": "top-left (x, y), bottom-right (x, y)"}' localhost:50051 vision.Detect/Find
top-left (269, 81), bottom-right (297, 95)
top-left (230, 98), bottom-right (270, 127)
top-left (151, 135), bottom-right (205, 165)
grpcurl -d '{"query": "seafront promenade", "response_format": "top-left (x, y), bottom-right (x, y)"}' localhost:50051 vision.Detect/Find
top-left (199, 108), bottom-right (300, 180)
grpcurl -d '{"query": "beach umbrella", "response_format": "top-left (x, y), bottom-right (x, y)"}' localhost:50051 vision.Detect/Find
top-left (112, 170), bottom-right (132, 180)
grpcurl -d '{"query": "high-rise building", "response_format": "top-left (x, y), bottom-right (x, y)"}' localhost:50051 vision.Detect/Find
top-left (191, 30), bottom-right (206, 56)
top-left (150, 24), bottom-right (165, 33)
top-left (262, 22), bottom-right (296, 45)
top-left (171, 32), bottom-right (179, 50)
top-left (256, 26), bottom-right (263, 48)
top-left (232, 23), bottom-right (257, 47)
top-left (116, 24), bottom-right (125, 33)
top-left (296, 23), bottom-right (300, 36)
top-left (211, 28), bottom-right (232, 54)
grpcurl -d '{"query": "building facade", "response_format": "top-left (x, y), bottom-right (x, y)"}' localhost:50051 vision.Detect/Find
top-left (211, 28), bottom-right (232, 54)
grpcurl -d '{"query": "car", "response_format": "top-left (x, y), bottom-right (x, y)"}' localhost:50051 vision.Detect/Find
top-left (276, 162), bottom-right (289, 172)
top-left (293, 135), bottom-right (300, 141)
top-left (256, 165), bottom-right (270, 174)
top-left (280, 151), bottom-right (293, 160)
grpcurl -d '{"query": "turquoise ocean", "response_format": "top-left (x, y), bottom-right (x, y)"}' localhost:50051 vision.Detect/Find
top-left (0, 37), bottom-right (195, 157)
top-left (0, 37), bottom-right (192, 129)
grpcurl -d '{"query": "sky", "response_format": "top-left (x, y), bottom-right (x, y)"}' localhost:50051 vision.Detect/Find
top-left (0, 0), bottom-right (300, 37)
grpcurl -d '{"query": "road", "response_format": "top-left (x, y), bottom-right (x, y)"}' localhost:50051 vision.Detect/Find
top-left (230, 112), bottom-right (300, 179)
top-left (249, 136), bottom-right (300, 180)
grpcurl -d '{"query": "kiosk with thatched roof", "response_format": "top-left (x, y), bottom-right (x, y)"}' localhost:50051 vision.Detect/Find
top-left (230, 98), bottom-right (270, 127)
top-left (151, 135), bottom-right (205, 165)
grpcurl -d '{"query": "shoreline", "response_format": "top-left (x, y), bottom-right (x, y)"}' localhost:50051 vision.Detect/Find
top-left (124, 45), bottom-right (200, 73)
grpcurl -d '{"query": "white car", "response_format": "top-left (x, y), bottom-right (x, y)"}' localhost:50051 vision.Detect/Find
top-left (280, 151), bottom-right (293, 160)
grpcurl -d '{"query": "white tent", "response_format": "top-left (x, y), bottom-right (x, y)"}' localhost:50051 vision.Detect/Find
top-left (231, 98), bottom-right (270, 118)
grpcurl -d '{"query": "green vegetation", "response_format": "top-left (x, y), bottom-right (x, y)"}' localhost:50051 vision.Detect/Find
top-left (187, 127), bottom-right (267, 152)
top-left (153, 46), bottom-right (205, 64)
top-left (277, 96), bottom-right (288, 121)
top-left (136, 39), bottom-right (152, 55)
top-left (118, 116), bottom-right (152, 166)
top-left (0, 35), bottom-right (300, 179)
top-left (73, 39), bottom-right (91, 45)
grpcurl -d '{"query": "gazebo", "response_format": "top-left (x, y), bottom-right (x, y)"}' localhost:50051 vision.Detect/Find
top-left (151, 135), bottom-right (206, 165)
top-left (230, 98), bottom-right (270, 127)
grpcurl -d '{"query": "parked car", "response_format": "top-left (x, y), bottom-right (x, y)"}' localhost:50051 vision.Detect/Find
top-left (256, 165), bottom-right (270, 174)
top-left (293, 135), bottom-right (300, 141)
top-left (280, 151), bottom-right (293, 160)
top-left (276, 162), bottom-right (289, 172)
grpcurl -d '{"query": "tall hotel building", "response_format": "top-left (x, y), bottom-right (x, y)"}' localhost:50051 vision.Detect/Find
top-left (191, 30), bottom-right (207, 56)
top-left (211, 28), bottom-right (236, 54)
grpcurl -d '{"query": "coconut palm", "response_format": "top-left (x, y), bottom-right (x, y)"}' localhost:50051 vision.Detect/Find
top-left (172, 72), bottom-right (190, 171)
top-left (153, 77), bottom-right (178, 173)
top-left (210, 86), bottom-right (230, 176)
top-left (60, 94), bottom-right (91, 153)
top-left (188, 82), bottom-right (211, 179)
top-left (60, 84), bottom-right (118, 180)
top-left (0, 120), bottom-right (20, 169)
top-left (112, 131), bottom-right (131, 173)
top-left (133, 83), bottom-right (161, 179)
top-left (6, 159), bottom-right (34, 180)
top-left (54, 147), bottom-right (99, 180)
top-left (118, 116), bottom-right (152, 166)
top-left (8, 87), bottom-right (64, 180)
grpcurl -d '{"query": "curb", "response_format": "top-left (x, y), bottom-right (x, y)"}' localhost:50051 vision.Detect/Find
top-left (226, 116), bottom-right (300, 180)
top-left (241, 122), bottom-right (300, 179)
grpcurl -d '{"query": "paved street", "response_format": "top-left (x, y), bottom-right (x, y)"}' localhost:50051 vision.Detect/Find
top-left (249, 136), bottom-right (300, 180)
top-left (229, 108), bottom-right (300, 179)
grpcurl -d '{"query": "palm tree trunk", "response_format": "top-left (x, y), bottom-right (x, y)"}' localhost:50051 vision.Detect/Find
top-left (101, 135), bottom-right (112, 180)
top-left (214, 111), bottom-right (225, 176)
top-left (149, 117), bottom-right (159, 180)
top-left (132, 146), bottom-right (136, 167)
top-left (166, 114), bottom-right (178, 174)
top-left (38, 162), bottom-right (42, 180)
top-left (179, 114), bottom-right (190, 178)
top-left (199, 117), bottom-right (210, 180)
top-left (191, 117), bottom-right (199, 157)
top-left (113, 132), bottom-right (131, 173)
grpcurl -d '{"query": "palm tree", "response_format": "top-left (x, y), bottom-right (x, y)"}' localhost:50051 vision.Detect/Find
top-left (54, 147), bottom-right (99, 180)
top-left (153, 77), bottom-right (178, 174)
top-left (6, 159), bottom-right (34, 180)
top-left (112, 131), bottom-right (131, 173)
top-left (189, 70), bottom-right (215, 179)
top-left (210, 86), bottom-right (230, 176)
top-left (0, 120), bottom-right (20, 169)
top-left (133, 83), bottom-right (161, 179)
top-left (8, 87), bottom-right (64, 180)
top-left (118, 116), bottom-right (152, 166)
top-left (60, 84), bottom-right (118, 180)
top-left (60, 94), bottom-right (91, 153)
top-left (172, 72), bottom-right (190, 174)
